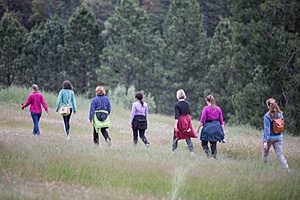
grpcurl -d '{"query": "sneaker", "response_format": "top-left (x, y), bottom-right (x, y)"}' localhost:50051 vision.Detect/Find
top-left (106, 138), bottom-right (111, 146)
top-left (65, 135), bottom-right (70, 140)
top-left (190, 152), bottom-right (195, 156)
top-left (221, 139), bottom-right (226, 143)
top-left (145, 143), bottom-right (150, 148)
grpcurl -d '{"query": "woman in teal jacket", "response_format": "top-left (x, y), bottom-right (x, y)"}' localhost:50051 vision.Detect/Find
top-left (56, 80), bottom-right (77, 139)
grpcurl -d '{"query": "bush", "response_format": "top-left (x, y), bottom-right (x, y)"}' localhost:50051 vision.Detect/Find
top-left (109, 84), bottom-right (156, 113)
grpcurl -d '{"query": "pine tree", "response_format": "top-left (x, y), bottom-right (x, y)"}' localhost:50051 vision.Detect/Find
top-left (0, 12), bottom-right (26, 87)
top-left (101, 0), bottom-right (151, 93)
top-left (159, 0), bottom-right (207, 115)
top-left (231, 0), bottom-right (300, 134)
top-left (57, 0), bottom-right (82, 24)
top-left (34, 15), bottom-right (66, 91)
top-left (205, 18), bottom-right (234, 121)
top-left (64, 4), bottom-right (104, 96)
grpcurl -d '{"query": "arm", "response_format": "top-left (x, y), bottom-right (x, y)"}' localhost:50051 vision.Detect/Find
top-left (196, 107), bottom-right (206, 134)
top-left (263, 115), bottom-right (271, 143)
top-left (129, 103), bottom-right (136, 126)
top-left (174, 104), bottom-right (179, 131)
top-left (107, 98), bottom-right (111, 114)
top-left (145, 104), bottom-right (148, 117)
top-left (71, 91), bottom-right (77, 113)
top-left (41, 94), bottom-right (49, 113)
top-left (174, 119), bottom-right (179, 132)
top-left (89, 99), bottom-right (95, 122)
top-left (219, 108), bottom-right (225, 135)
top-left (55, 91), bottom-right (62, 111)
top-left (22, 95), bottom-right (32, 109)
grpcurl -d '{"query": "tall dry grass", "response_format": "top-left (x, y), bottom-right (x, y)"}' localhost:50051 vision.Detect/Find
top-left (0, 86), bottom-right (299, 199)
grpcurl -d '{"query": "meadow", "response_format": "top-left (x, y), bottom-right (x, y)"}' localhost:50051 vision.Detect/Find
top-left (0, 86), bottom-right (299, 200)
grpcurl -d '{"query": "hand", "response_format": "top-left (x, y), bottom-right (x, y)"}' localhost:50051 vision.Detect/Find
top-left (174, 126), bottom-right (178, 132)
top-left (90, 121), bottom-right (92, 123)
top-left (56, 109), bottom-right (58, 112)
top-left (74, 111), bottom-right (76, 114)
top-left (223, 132), bottom-right (226, 136)
top-left (130, 124), bottom-right (132, 128)
top-left (263, 142), bottom-right (268, 150)
top-left (46, 111), bottom-right (50, 115)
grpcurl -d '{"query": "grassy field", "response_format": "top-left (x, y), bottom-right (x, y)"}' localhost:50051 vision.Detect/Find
top-left (0, 86), bottom-right (299, 200)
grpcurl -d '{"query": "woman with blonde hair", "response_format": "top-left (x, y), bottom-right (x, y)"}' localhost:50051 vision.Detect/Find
top-left (173, 89), bottom-right (197, 154)
top-left (196, 95), bottom-right (225, 158)
top-left (89, 86), bottom-right (111, 146)
top-left (22, 84), bottom-right (49, 135)
top-left (263, 98), bottom-right (289, 171)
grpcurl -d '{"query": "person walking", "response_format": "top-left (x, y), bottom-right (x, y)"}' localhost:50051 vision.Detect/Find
top-left (22, 84), bottom-right (49, 135)
top-left (172, 89), bottom-right (197, 155)
top-left (89, 86), bottom-right (112, 146)
top-left (56, 80), bottom-right (77, 139)
top-left (196, 95), bottom-right (225, 158)
top-left (262, 98), bottom-right (290, 172)
top-left (129, 91), bottom-right (150, 147)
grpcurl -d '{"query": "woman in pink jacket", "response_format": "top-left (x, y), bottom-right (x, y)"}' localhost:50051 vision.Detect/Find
top-left (22, 84), bottom-right (49, 135)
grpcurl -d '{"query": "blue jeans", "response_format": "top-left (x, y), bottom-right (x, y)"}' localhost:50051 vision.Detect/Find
top-left (31, 112), bottom-right (42, 135)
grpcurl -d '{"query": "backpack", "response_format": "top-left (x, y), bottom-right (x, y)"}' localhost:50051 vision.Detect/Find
top-left (271, 114), bottom-right (284, 134)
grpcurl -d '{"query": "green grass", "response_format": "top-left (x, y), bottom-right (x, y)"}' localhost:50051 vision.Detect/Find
top-left (0, 86), bottom-right (300, 199)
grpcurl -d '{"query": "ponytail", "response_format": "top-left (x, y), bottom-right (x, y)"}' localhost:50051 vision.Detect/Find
top-left (206, 95), bottom-right (216, 112)
top-left (135, 91), bottom-right (144, 107)
top-left (266, 98), bottom-right (283, 118)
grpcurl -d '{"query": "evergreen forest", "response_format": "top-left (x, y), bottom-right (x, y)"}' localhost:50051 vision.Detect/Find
top-left (0, 0), bottom-right (299, 135)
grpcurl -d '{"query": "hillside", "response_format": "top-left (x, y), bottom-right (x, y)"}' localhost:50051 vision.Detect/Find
top-left (0, 87), bottom-right (299, 199)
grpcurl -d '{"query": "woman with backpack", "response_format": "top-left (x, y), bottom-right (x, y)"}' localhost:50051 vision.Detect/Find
top-left (89, 86), bottom-right (111, 146)
top-left (172, 89), bottom-right (197, 155)
top-left (196, 95), bottom-right (225, 158)
top-left (22, 84), bottom-right (49, 135)
top-left (56, 80), bottom-right (77, 139)
top-left (129, 91), bottom-right (150, 147)
top-left (262, 98), bottom-right (289, 171)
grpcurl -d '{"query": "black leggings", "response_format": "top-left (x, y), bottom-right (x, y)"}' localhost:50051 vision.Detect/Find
top-left (63, 109), bottom-right (72, 136)
top-left (201, 140), bottom-right (217, 158)
top-left (93, 126), bottom-right (110, 145)
top-left (132, 128), bottom-right (149, 145)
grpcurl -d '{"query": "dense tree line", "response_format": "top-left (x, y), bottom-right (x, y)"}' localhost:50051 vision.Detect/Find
top-left (0, 0), bottom-right (299, 135)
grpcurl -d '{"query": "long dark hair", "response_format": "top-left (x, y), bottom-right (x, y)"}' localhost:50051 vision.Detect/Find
top-left (135, 91), bottom-right (144, 107)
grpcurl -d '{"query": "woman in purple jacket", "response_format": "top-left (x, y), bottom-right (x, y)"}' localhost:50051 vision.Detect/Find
top-left (129, 92), bottom-right (150, 147)
top-left (22, 84), bottom-right (49, 135)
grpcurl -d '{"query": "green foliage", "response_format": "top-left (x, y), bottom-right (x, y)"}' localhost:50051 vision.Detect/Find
top-left (231, 0), bottom-right (300, 134)
top-left (84, 0), bottom-right (117, 21)
top-left (0, 12), bottom-right (26, 87)
top-left (204, 18), bottom-right (235, 121)
top-left (22, 15), bottom-right (66, 91)
top-left (109, 84), bottom-right (156, 113)
top-left (158, 0), bottom-right (207, 116)
top-left (101, 0), bottom-right (152, 92)
top-left (64, 4), bottom-right (104, 96)
top-left (0, 0), bottom-right (33, 30)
